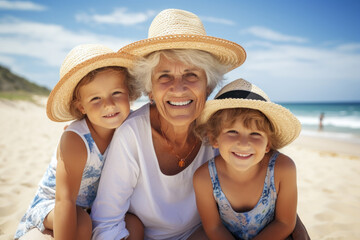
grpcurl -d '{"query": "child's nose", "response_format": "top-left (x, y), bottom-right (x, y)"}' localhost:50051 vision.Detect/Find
top-left (237, 135), bottom-right (249, 146)
top-left (104, 97), bottom-right (115, 107)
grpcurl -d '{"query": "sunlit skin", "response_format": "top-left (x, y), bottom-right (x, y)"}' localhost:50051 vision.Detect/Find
top-left (43, 70), bottom-right (134, 240)
top-left (193, 117), bottom-right (298, 240)
top-left (149, 55), bottom-right (208, 129)
top-left (77, 71), bottom-right (130, 136)
top-left (213, 119), bottom-right (270, 174)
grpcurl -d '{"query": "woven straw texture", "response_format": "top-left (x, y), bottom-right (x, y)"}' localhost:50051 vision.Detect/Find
top-left (46, 44), bottom-right (137, 122)
top-left (120, 9), bottom-right (246, 71)
top-left (197, 79), bottom-right (301, 149)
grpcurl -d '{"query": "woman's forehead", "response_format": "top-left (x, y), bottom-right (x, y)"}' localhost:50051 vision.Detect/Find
top-left (154, 56), bottom-right (201, 73)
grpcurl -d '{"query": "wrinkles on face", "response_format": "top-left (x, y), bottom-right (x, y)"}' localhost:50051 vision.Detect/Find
top-left (150, 55), bottom-right (208, 128)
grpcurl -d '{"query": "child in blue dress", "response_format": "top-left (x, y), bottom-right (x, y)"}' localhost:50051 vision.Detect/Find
top-left (14, 44), bottom-right (142, 240)
top-left (193, 78), bottom-right (301, 240)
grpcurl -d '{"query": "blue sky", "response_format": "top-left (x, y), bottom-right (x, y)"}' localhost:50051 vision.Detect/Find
top-left (0, 0), bottom-right (359, 102)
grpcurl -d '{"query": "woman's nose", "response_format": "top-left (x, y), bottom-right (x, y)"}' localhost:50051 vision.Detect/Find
top-left (171, 76), bottom-right (186, 92)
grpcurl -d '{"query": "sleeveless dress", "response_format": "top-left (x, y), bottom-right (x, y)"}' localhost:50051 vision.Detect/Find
top-left (14, 119), bottom-right (107, 239)
top-left (208, 151), bottom-right (279, 240)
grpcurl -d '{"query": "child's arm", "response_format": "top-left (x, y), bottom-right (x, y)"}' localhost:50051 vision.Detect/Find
top-left (193, 164), bottom-right (235, 240)
top-left (54, 131), bottom-right (88, 240)
top-left (253, 153), bottom-right (297, 240)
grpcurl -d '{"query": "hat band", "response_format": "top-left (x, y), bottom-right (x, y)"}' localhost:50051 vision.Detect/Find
top-left (216, 90), bottom-right (267, 101)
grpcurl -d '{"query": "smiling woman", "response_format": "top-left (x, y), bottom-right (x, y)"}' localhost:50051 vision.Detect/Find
top-left (90, 9), bottom-right (246, 240)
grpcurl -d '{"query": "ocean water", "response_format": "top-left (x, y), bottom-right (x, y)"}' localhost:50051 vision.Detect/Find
top-left (280, 102), bottom-right (360, 143)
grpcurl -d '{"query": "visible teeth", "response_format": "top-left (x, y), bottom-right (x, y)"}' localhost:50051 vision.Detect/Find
top-left (105, 113), bottom-right (117, 117)
top-left (169, 100), bottom-right (192, 106)
top-left (234, 153), bottom-right (251, 157)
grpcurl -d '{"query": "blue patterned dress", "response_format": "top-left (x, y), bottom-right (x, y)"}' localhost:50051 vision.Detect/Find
top-left (208, 151), bottom-right (279, 240)
top-left (14, 119), bottom-right (107, 239)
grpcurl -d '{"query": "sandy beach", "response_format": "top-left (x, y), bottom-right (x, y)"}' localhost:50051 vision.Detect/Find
top-left (0, 98), bottom-right (359, 240)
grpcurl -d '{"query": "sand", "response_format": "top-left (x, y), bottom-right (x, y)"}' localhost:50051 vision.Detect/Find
top-left (0, 98), bottom-right (359, 240)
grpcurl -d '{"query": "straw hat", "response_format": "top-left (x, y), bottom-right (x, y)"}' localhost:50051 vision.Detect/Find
top-left (120, 9), bottom-right (246, 71)
top-left (197, 79), bottom-right (301, 149)
top-left (47, 44), bottom-right (137, 122)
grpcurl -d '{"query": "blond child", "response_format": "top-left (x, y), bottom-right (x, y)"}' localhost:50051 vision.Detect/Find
top-left (14, 44), bottom-right (142, 240)
top-left (193, 78), bottom-right (301, 240)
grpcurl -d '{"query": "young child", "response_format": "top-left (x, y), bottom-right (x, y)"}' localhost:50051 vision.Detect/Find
top-left (14, 44), bottom-right (142, 240)
top-left (193, 78), bottom-right (301, 240)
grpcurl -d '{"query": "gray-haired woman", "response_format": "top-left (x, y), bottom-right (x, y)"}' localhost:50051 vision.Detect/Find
top-left (90, 9), bottom-right (309, 240)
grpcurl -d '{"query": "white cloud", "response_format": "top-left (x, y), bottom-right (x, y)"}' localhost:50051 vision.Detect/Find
top-left (200, 16), bottom-right (235, 25)
top-left (0, 54), bottom-right (14, 66)
top-left (241, 41), bottom-right (360, 80)
top-left (336, 43), bottom-right (360, 52)
top-left (225, 40), bottom-right (360, 101)
top-left (0, 17), bottom-right (135, 66)
top-left (242, 26), bottom-right (307, 43)
top-left (0, 0), bottom-right (46, 11)
top-left (76, 8), bottom-right (155, 25)
top-left (0, 17), bottom-right (138, 87)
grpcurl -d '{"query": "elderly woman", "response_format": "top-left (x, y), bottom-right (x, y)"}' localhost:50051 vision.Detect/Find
top-left (91, 9), bottom-right (309, 240)
top-left (90, 9), bottom-right (245, 240)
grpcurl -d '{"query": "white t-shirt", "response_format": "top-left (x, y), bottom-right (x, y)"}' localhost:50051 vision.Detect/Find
top-left (91, 104), bottom-right (217, 240)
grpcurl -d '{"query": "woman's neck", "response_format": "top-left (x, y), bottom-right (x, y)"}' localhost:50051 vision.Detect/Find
top-left (150, 105), bottom-right (195, 148)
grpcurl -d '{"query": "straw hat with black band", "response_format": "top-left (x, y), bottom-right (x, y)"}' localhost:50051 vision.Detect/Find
top-left (119, 8), bottom-right (246, 72)
top-left (47, 44), bottom-right (137, 122)
top-left (197, 78), bottom-right (301, 149)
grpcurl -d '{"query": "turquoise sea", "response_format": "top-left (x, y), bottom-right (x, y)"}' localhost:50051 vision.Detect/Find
top-left (280, 102), bottom-right (360, 144)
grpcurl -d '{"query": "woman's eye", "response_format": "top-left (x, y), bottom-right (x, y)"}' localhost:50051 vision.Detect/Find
top-left (158, 74), bottom-right (171, 82)
top-left (184, 73), bottom-right (198, 81)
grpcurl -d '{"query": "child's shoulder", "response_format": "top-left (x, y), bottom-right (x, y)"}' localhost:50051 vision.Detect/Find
top-left (194, 159), bottom-right (211, 180)
top-left (274, 152), bottom-right (296, 176)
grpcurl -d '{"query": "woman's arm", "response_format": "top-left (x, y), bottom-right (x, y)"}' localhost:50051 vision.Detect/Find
top-left (193, 164), bottom-right (235, 240)
top-left (91, 127), bottom-right (140, 240)
top-left (254, 153), bottom-right (298, 240)
top-left (55, 131), bottom-right (88, 240)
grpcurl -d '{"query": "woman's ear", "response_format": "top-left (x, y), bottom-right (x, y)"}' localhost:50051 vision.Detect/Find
top-left (148, 92), bottom-right (154, 104)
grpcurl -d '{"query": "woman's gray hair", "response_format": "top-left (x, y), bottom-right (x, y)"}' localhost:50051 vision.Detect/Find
top-left (129, 49), bottom-right (229, 96)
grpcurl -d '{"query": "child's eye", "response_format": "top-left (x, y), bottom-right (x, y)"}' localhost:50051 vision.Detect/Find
top-left (250, 132), bottom-right (262, 136)
top-left (113, 91), bottom-right (122, 96)
top-left (90, 97), bottom-right (101, 102)
top-left (227, 130), bottom-right (238, 134)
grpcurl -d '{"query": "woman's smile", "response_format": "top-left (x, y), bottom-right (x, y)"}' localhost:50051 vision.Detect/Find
top-left (167, 100), bottom-right (193, 106)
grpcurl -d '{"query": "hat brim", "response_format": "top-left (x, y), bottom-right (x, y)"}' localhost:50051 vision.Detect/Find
top-left (119, 34), bottom-right (246, 71)
top-left (47, 52), bottom-right (136, 122)
top-left (197, 99), bottom-right (301, 149)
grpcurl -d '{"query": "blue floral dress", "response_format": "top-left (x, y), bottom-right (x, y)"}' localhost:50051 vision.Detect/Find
top-left (208, 151), bottom-right (279, 240)
top-left (14, 119), bottom-right (107, 239)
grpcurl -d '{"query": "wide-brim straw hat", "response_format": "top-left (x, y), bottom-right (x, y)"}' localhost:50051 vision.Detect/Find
top-left (119, 9), bottom-right (246, 72)
top-left (197, 79), bottom-right (301, 149)
top-left (47, 44), bottom-right (137, 122)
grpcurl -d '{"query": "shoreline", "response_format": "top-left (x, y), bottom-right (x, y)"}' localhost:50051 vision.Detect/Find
top-left (1, 99), bottom-right (360, 240)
